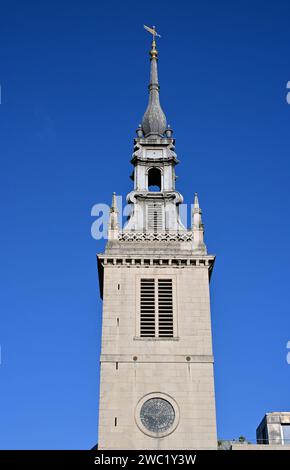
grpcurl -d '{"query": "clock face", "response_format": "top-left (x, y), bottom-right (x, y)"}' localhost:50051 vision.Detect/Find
top-left (140, 398), bottom-right (175, 434)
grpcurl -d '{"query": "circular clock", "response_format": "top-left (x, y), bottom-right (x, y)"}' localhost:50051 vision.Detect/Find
top-left (140, 398), bottom-right (175, 434)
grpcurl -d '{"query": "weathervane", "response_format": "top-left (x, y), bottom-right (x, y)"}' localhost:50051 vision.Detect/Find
top-left (143, 25), bottom-right (161, 40)
top-left (143, 25), bottom-right (161, 59)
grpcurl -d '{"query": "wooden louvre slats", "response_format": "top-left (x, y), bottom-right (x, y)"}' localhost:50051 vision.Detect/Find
top-left (158, 279), bottom-right (173, 337)
top-left (147, 203), bottom-right (163, 232)
top-left (140, 278), bottom-right (156, 337)
top-left (140, 278), bottom-right (173, 338)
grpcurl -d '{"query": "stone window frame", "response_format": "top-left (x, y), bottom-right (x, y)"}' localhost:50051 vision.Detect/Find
top-left (146, 166), bottom-right (164, 192)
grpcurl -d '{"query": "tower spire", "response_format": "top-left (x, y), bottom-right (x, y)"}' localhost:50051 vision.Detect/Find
top-left (141, 25), bottom-right (167, 137)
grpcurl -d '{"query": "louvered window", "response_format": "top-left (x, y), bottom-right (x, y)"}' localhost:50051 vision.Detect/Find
top-left (140, 278), bottom-right (174, 338)
top-left (147, 203), bottom-right (164, 232)
top-left (140, 279), bottom-right (156, 337)
top-left (158, 279), bottom-right (174, 337)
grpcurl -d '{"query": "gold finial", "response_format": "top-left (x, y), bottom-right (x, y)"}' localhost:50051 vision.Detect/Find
top-left (144, 25), bottom-right (161, 59)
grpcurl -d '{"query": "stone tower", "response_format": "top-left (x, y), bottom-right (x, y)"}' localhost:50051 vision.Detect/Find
top-left (97, 32), bottom-right (217, 450)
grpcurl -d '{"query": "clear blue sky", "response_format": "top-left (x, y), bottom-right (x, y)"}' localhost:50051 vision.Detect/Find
top-left (0, 0), bottom-right (290, 449)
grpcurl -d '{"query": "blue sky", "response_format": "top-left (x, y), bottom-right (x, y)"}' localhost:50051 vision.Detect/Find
top-left (0, 0), bottom-right (290, 449)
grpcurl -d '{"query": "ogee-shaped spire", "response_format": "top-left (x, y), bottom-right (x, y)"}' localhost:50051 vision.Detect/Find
top-left (141, 26), bottom-right (167, 137)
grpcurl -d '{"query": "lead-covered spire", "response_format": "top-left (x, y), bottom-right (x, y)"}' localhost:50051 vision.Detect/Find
top-left (141, 27), bottom-right (167, 137)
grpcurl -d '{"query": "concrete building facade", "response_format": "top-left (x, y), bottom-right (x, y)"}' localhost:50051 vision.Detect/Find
top-left (97, 31), bottom-right (217, 450)
top-left (256, 412), bottom-right (290, 445)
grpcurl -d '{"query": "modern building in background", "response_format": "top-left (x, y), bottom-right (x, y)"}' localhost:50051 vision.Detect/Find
top-left (96, 31), bottom-right (217, 450)
top-left (257, 413), bottom-right (290, 445)
top-left (218, 411), bottom-right (290, 450)
top-left (230, 414), bottom-right (290, 450)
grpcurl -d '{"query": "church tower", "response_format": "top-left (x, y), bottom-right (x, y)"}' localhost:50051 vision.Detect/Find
top-left (97, 30), bottom-right (217, 450)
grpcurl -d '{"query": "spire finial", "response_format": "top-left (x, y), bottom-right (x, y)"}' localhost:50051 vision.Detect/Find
top-left (108, 192), bottom-right (119, 240)
top-left (144, 25), bottom-right (161, 59)
top-left (111, 192), bottom-right (118, 212)
top-left (141, 25), bottom-right (167, 137)
top-left (192, 193), bottom-right (207, 254)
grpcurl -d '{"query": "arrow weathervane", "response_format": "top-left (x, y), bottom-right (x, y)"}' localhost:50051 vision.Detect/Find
top-left (143, 25), bottom-right (161, 39)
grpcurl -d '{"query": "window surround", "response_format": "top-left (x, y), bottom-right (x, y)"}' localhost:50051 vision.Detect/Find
top-left (135, 274), bottom-right (178, 339)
